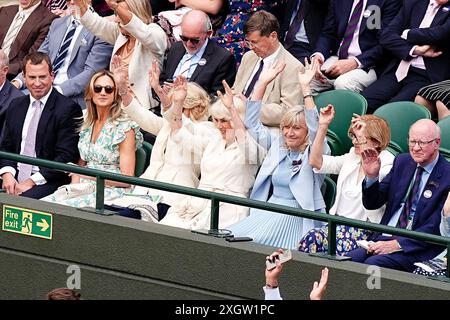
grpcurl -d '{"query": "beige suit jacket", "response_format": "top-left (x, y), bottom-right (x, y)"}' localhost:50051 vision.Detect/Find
top-left (233, 45), bottom-right (304, 127)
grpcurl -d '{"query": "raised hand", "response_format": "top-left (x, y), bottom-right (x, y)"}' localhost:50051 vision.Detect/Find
top-left (111, 55), bottom-right (129, 90)
top-left (443, 191), bottom-right (450, 217)
top-left (258, 60), bottom-right (286, 85)
top-left (298, 57), bottom-right (320, 87)
top-left (351, 114), bottom-right (367, 141)
top-left (319, 104), bottom-right (335, 126)
top-left (217, 80), bottom-right (234, 110)
top-left (172, 75), bottom-right (187, 105)
top-left (361, 147), bottom-right (381, 179)
top-left (148, 59), bottom-right (161, 90)
top-left (309, 268), bottom-right (328, 300)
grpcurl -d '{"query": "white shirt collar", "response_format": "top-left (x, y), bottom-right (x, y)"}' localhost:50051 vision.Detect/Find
top-left (30, 87), bottom-right (53, 107)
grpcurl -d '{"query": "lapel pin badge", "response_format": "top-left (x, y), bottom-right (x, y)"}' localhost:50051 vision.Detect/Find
top-left (423, 190), bottom-right (433, 199)
top-left (442, 6), bottom-right (449, 12)
top-left (198, 58), bottom-right (207, 66)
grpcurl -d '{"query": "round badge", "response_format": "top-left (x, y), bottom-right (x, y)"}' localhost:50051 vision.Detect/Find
top-left (423, 190), bottom-right (432, 199)
top-left (198, 58), bottom-right (207, 66)
top-left (363, 9), bottom-right (372, 18)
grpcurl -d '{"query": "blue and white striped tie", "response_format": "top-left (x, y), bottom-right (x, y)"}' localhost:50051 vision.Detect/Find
top-left (53, 20), bottom-right (77, 74)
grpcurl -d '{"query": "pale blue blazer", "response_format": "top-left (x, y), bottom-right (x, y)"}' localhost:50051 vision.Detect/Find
top-left (245, 101), bottom-right (330, 212)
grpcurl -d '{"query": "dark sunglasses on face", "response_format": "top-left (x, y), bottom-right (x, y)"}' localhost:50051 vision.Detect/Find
top-left (180, 35), bottom-right (200, 44)
top-left (93, 85), bottom-right (114, 94)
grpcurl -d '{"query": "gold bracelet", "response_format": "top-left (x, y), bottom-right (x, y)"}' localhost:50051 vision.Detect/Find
top-left (265, 283), bottom-right (278, 289)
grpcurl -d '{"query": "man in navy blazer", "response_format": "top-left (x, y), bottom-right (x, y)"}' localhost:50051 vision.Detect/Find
top-left (362, 0), bottom-right (450, 112)
top-left (12, 10), bottom-right (113, 108)
top-left (160, 10), bottom-right (236, 96)
top-left (346, 119), bottom-right (450, 272)
top-left (279, 0), bottom-right (330, 63)
top-left (0, 50), bottom-right (24, 134)
top-left (0, 52), bottom-right (82, 199)
top-left (310, 0), bottom-right (400, 93)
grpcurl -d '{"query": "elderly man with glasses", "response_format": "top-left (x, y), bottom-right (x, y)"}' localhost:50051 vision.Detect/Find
top-left (345, 119), bottom-right (450, 273)
top-left (160, 9), bottom-right (236, 96)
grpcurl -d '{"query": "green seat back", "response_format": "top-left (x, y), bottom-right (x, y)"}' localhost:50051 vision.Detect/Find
top-left (314, 90), bottom-right (367, 155)
top-left (374, 101), bottom-right (431, 153)
top-left (438, 116), bottom-right (450, 154)
top-left (321, 175), bottom-right (337, 213)
top-left (141, 141), bottom-right (153, 168)
top-left (135, 147), bottom-right (147, 177)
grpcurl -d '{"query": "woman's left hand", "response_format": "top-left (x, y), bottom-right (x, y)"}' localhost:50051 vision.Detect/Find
top-left (172, 75), bottom-right (187, 105)
top-left (258, 60), bottom-right (286, 85)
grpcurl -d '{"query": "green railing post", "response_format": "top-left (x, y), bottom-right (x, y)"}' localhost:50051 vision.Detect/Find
top-left (327, 220), bottom-right (337, 257)
top-left (96, 177), bottom-right (105, 214)
top-left (209, 198), bottom-right (219, 232)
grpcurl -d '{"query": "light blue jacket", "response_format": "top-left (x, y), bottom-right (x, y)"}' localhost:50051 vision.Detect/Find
top-left (245, 101), bottom-right (330, 212)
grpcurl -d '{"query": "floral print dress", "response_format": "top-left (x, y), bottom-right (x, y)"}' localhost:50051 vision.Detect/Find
top-left (42, 117), bottom-right (143, 208)
top-left (213, 0), bottom-right (280, 64)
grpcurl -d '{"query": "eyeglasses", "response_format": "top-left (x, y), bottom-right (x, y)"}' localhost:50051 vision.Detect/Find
top-left (348, 132), bottom-right (367, 145)
top-left (244, 40), bottom-right (260, 49)
top-left (180, 35), bottom-right (201, 44)
top-left (93, 85), bottom-right (114, 94)
top-left (407, 138), bottom-right (437, 148)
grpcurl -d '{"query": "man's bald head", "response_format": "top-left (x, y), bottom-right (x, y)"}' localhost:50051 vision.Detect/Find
top-left (408, 119), bottom-right (441, 166)
top-left (180, 10), bottom-right (212, 55)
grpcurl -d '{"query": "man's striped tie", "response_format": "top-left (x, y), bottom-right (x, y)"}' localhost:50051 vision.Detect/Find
top-left (53, 20), bottom-right (77, 74)
top-left (2, 12), bottom-right (25, 57)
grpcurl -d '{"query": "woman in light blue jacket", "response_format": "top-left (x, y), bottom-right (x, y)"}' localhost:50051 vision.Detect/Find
top-left (228, 59), bottom-right (330, 250)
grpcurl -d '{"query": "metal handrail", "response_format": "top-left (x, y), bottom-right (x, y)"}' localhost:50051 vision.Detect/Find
top-left (1, 151), bottom-right (449, 277)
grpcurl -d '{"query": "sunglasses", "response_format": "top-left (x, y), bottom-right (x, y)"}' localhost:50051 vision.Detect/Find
top-left (93, 85), bottom-right (114, 94)
top-left (180, 35), bottom-right (200, 44)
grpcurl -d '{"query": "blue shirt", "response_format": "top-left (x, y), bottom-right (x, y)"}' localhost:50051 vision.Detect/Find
top-left (289, 0), bottom-right (309, 44)
top-left (173, 39), bottom-right (209, 80)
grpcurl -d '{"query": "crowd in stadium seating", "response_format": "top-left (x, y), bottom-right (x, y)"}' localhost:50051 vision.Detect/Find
top-left (1, 0), bottom-right (450, 277)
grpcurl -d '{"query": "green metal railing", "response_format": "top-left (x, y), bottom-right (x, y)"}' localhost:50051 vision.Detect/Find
top-left (1, 151), bottom-right (450, 278)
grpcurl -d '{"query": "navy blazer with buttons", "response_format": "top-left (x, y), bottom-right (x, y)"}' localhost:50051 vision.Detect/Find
top-left (380, 0), bottom-right (450, 83)
top-left (0, 89), bottom-right (82, 184)
top-left (314, 0), bottom-right (400, 72)
top-left (363, 153), bottom-right (450, 260)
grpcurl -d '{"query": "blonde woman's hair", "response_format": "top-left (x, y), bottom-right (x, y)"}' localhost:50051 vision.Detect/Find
top-left (167, 82), bottom-right (210, 122)
top-left (82, 70), bottom-right (122, 131)
top-left (125, 0), bottom-right (152, 24)
top-left (348, 114), bottom-right (391, 152)
top-left (210, 96), bottom-right (246, 124)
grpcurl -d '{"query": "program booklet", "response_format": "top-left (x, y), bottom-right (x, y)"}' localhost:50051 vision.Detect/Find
top-left (356, 240), bottom-right (403, 253)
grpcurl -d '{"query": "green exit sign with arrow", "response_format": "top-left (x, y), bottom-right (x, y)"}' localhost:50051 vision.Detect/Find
top-left (2, 205), bottom-right (52, 240)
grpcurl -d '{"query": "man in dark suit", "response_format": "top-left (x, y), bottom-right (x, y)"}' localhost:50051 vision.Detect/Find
top-left (0, 49), bottom-right (24, 133)
top-left (362, 0), bottom-right (450, 113)
top-left (160, 9), bottom-right (236, 96)
top-left (279, 0), bottom-right (329, 63)
top-left (0, 52), bottom-right (82, 199)
top-left (0, 0), bottom-right (56, 80)
top-left (310, 0), bottom-right (400, 93)
top-left (346, 119), bottom-right (450, 272)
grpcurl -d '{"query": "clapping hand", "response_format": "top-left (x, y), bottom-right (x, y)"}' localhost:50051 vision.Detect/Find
top-left (319, 104), bottom-right (335, 127)
top-left (217, 80), bottom-right (234, 110)
top-left (258, 60), bottom-right (286, 86)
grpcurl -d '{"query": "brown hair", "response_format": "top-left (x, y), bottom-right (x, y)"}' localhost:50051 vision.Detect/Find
top-left (22, 52), bottom-right (52, 75)
top-left (348, 114), bottom-right (391, 151)
top-left (46, 288), bottom-right (81, 300)
top-left (244, 10), bottom-right (279, 36)
top-left (83, 70), bottom-right (122, 130)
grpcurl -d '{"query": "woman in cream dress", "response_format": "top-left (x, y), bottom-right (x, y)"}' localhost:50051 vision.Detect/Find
top-left (159, 76), bottom-right (264, 230)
